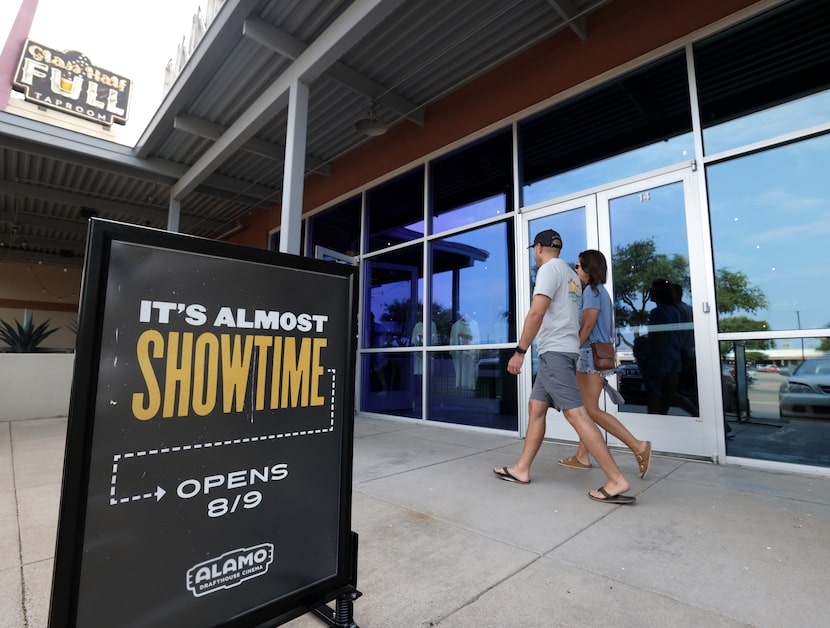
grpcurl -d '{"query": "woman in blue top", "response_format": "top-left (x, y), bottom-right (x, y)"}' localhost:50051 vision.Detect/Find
top-left (558, 249), bottom-right (652, 479)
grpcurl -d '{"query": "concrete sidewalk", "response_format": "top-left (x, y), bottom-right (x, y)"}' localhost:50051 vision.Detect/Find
top-left (2, 415), bottom-right (829, 627)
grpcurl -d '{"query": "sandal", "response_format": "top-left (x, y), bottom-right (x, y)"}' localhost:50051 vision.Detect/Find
top-left (635, 441), bottom-right (652, 479)
top-left (558, 455), bottom-right (592, 470)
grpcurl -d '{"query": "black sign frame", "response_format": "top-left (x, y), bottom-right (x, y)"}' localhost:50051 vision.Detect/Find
top-left (49, 220), bottom-right (359, 628)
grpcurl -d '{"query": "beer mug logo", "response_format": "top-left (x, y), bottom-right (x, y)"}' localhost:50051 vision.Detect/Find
top-left (57, 52), bottom-right (90, 94)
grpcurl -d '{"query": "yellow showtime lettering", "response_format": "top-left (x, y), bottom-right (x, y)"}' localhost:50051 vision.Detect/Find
top-left (254, 336), bottom-right (273, 411)
top-left (269, 337), bottom-right (283, 410)
top-left (163, 332), bottom-right (193, 418)
top-left (131, 331), bottom-right (328, 420)
top-left (192, 333), bottom-right (219, 416)
top-left (132, 330), bottom-right (163, 420)
top-left (310, 339), bottom-right (327, 406)
top-left (221, 334), bottom-right (254, 413)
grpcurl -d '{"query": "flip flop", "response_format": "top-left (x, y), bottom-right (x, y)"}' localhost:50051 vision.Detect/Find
top-left (588, 486), bottom-right (636, 504)
top-left (558, 455), bottom-right (592, 470)
top-left (636, 441), bottom-right (652, 479)
top-left (493, 466), bottom-right (530, 484)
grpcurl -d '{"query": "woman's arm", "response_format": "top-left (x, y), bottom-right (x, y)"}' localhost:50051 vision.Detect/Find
top-left (579, 308), bottom-right (599, 348)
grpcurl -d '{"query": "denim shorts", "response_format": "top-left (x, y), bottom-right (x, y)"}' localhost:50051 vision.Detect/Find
top-left (577, 344), bottom-right (617, 376)
top-left (529, 351), bottom-right (583, 411)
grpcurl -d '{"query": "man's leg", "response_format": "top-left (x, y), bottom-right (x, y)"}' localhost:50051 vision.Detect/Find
top-left (494, 398), bottom-right (548, 483)
top-left (563, 405), bottom-right (631, 497)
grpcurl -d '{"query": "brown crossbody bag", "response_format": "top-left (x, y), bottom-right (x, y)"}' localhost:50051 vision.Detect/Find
top-left (590, 292), bottom-right (616, 370)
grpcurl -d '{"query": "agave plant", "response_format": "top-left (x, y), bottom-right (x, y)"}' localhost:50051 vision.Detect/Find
top-left (0, 313), bottom-right (59, 352)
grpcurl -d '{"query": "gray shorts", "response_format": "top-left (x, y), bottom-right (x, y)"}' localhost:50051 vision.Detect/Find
top-left (530, 351), bottom-right (584, 411)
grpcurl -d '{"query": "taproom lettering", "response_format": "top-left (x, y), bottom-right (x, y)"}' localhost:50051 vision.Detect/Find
top-left (13, 40), bottom-right (131, 125)
top-left (131, 300), bottom-right (331, 420)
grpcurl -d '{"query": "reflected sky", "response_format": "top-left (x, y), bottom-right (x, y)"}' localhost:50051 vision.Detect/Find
top-left (708, 133), bottom-right (830, 334)
top-left (704, 90), bottom-right (830, 155)
top-left (523, 134), bottom-right (694, 208)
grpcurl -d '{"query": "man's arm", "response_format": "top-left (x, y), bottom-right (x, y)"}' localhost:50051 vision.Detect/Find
top-left (507, 293), bottom-right (550, 375)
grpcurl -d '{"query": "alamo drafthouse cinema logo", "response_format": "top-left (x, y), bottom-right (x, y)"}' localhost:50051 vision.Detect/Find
top-left (186, 543), bottom-right (274, 597)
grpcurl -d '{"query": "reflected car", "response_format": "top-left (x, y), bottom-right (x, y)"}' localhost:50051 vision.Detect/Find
top-left (721, 365), bottom-right (739, 413)
top-left (616, 362), bottom-right (645, 404)
top-left (778, 358), bottom-right (830, 420)
top-left (616, 362), bottom-right (737, 412)
top-left (757, 364), bottom-right (780, 373)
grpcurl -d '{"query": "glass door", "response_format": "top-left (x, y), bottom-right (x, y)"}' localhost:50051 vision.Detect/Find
top-left (521, 196), bottom-right (593, 443)
top-left (521, 168), bottom-right (720, 458)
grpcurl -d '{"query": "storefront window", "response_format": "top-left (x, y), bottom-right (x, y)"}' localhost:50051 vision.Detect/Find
top-left (366, 167), bottom-right (424, 253)
top-left (520, 51), bottom-right (692, 207)
top-left (430, 130), bottom-right (512, 234)
top-left (361, 245), bottom-right (424, 418)
top-left (427, 348), bottom-right (518, 431)
top-left (609, 182), bottom-right (698, 418)
top-left (425, 222), bottom-right (517, 429)
top-left (707, 134), bottom-right (830, 334)
top-left (721, 339), bottom-right (830, 467)
top-left (430, 220), bottom-right (515, 346)
top-left (307, 195), bottom-right (361, 257)
top-left (695, 0), bottom-right (830, 155)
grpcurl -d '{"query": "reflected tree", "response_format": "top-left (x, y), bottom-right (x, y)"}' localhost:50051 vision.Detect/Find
top-left (715, 268), bottom-right (768, 315)
top-left (384, 299), bottom-right (453, 345)
top-left (612, 239), bottom-right (768, 350)
top-left (715, 268), bottom-right (769, 345)
top-left (612, 239), bottom-right (689, 342)
top-left (719, 316), bottom-right (773, 355)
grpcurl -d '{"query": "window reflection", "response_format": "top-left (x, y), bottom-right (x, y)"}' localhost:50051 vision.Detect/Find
top-left (363, 246), bottom-right (423, 349)
top-left (610, 182), bottom-right (699, 417)
top-left (694, 0), bottom-right (830, 155)
top-left (366, 168), bottom-right (424, 253)
top-left (520, 51), bottom-right (692, 207)
top-left (431, 130), bottom-right (512, 233)
top-left (308, 195), bottom-right (361, 257)
top-left (523, 135), bottom-right (693, 207)
top-left (360, 353), bottom-right (420, 419)
top-left (721, 338), bottom-right (830, 467)
top-left (430, 221), bottom-right (515, 346)
top-left (708, 133), bottom-right (830, 334)
top-left (428, 348), bottom-right (518, 430)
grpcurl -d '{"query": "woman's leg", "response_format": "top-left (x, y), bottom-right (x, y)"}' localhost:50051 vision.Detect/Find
top-left (576, 371), bottom-right (652, 477)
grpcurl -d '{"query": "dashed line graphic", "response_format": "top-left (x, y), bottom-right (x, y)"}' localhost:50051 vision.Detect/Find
top-left (109, 368), bottom-right (337, 506)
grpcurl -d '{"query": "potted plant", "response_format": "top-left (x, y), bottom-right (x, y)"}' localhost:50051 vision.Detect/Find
top-left (0, 313), bottom-right (60, 352)
top-left (1, 313), bottom-right (73, 420)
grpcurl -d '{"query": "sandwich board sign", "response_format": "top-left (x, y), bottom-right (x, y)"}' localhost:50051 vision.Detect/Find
top-left (49, 220), bottom-right (359, 627)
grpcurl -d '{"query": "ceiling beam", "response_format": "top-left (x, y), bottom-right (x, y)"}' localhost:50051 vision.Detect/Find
top-left (0, 180), bottom-right (226, 233)
top-left (135, 0), bottom-right (259, 158)
top-left (0, 112), bottom-right (278, 209)
top-left (0, 246), bottom-right (84, 266)
top-left (0, 232), bottom-right (85, 255)
top-left (172, 0), bottom-right (409, 201)
top-left (243, 16), bottom-right (424, 126)
top-left (174, 113), bottom-right (332, 175)
top-left (546, 0), bottom-right (588, 40)
top-left (0, 209), bottom-right (89, 235)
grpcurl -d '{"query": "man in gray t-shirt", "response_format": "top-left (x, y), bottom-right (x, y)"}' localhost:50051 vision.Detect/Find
top-left (493, 229), bottom-right (635, 504)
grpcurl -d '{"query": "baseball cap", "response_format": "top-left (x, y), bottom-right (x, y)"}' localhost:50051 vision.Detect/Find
top-left (529, 229), bottom-right (562, 249)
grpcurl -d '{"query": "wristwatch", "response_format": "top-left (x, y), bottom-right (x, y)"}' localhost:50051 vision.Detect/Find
top-left (514, 345), bottom-right (527, 355)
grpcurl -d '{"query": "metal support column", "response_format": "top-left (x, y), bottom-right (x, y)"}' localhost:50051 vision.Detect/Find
top-left (279, 79), bottom-right (308, 254)
top-left (167, 198), bottom-right (181, 232)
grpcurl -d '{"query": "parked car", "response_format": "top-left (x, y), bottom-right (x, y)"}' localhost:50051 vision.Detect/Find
top-left (616, 362), bottom-right (646, 404)
top-left (757, 364), bottom-right (780, 373)
top-left (616, 361), bottom-right (738, 413)
top-left (778, 358), bottom-right (830, 420)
